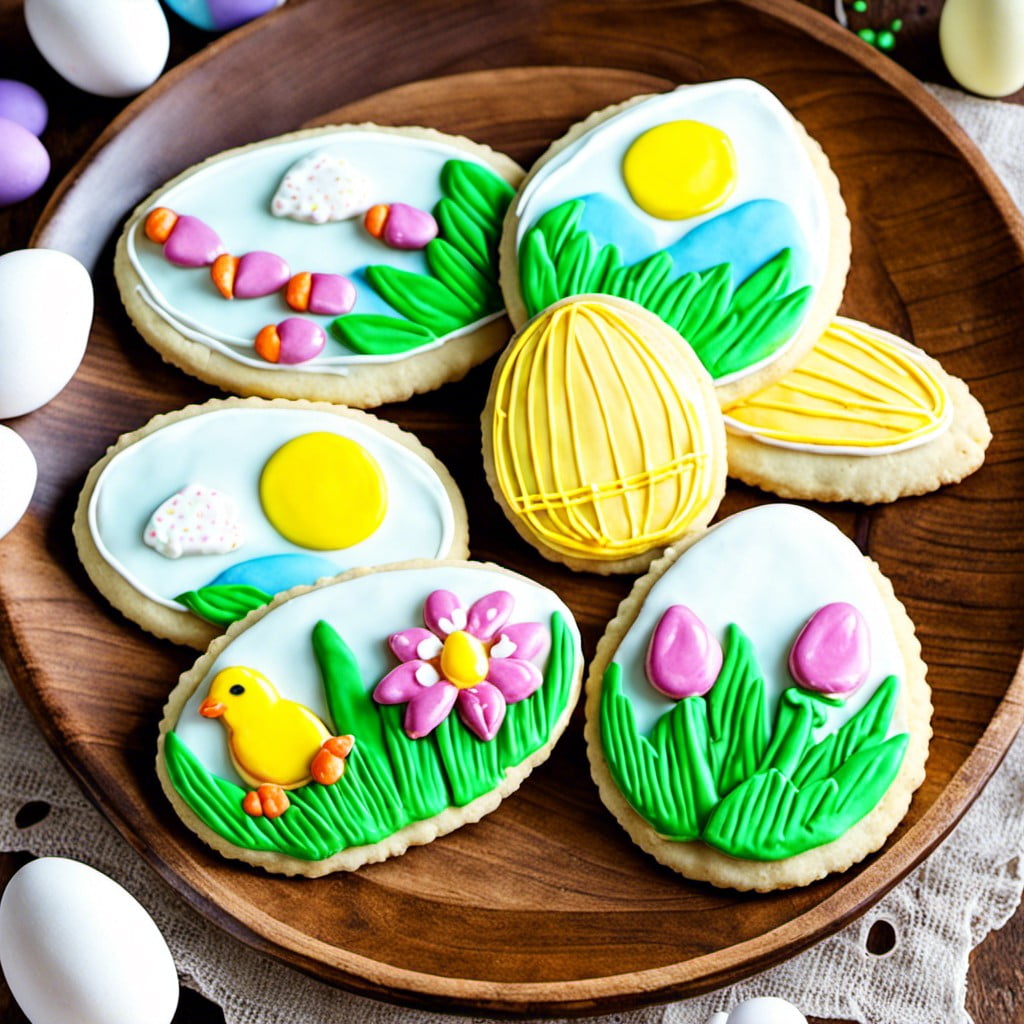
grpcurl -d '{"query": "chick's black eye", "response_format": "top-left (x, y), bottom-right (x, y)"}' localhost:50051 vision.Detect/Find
top-left (229, 684), bottom-right (245, 695)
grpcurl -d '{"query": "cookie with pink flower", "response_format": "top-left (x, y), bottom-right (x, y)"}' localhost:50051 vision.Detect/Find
top-left (585, 503), bottom-right (931, 892)
top-left (157, 560), bottom-right (583, 876)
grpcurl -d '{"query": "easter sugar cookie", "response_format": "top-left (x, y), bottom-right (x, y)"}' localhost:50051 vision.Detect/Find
top-left (585, 503), bottom-right (931, 891)
top-left (722, 317), bottom-right (992, 503)
top-left (501, 79), bottom-right (850, 405)
top-left (157, 560), bottom-right (583, 875)
top-left (115, 124), bottom-right (523, 408)
top-left (73, 397), bottom-right (468, 649)
top-left (481, 295), bottom-right (727, 574)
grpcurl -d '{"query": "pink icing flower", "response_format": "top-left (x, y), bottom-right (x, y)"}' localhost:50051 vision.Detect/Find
top-left (645, 605), bottom-right (722, 699)
top-left (373, 590), bottom-right (549, 741)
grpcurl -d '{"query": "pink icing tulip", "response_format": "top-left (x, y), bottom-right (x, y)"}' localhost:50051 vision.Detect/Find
top-left (254, 317), bottom-right (326, 365)
top-left (789, 602), bottom-right (870, 696)
top-left (308, 273), bottom-right (355, 315)
top-left (365, 202), bottom-right (438, 250)
top-left (645, 605), bottom-right (722, 699)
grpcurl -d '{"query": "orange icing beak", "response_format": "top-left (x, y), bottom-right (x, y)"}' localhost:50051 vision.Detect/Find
top-left (198, 698), bottom-right (226, 719)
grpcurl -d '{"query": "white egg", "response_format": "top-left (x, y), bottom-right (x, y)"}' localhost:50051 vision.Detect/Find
top-left (25, 0), bottom-right (169, 98)
top-left (726, 996), bottom-right (808, 1024)
top-left (940, 0), bottom-right (1024, 98)
top-left (0, 248), bottom-right (93, 418)
top-left (0, 857), bottom-right (178, 1024)
top-left (0, 425), bottom-right (36, 539)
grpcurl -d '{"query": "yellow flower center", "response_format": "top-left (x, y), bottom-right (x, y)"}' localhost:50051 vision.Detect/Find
top-left (440, 630), bottom-right (489, 689)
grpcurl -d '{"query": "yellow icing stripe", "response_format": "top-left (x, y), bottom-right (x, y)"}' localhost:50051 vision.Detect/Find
top-left (492, 299), bottom-right (717, 559)
top-left (722, 319), bottom-right (950, 453)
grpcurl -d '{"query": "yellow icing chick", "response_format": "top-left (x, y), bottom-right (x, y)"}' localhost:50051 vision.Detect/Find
top-left (198, 665), bottom-right (354, 819)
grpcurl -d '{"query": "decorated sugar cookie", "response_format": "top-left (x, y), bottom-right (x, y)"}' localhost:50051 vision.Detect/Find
top-left (73, 398), bottom-right (468, 648)
top-left (481, 295), bottom-right (727, 574)
top-left (116, 125), bottom-right (523, 408)
top-left (157, 560), bottom-right (583, 875)
top-left (585, 504), bottom-right (931, 891)
top-left (501, 79), bottom-right (850, 404)
top-left (722, 317), bottom-right (992, 503)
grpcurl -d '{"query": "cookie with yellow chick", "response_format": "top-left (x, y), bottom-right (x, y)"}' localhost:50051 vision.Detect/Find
top-left (158, 559), bottom-right (583, 876)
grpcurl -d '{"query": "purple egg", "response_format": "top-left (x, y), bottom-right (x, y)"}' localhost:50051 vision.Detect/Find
top-left (207, 0), bottom-right (283, 30)
top-left (0, 118), bottom-right (49, 207)
top-left (0, 80), bottom-right (48, 137)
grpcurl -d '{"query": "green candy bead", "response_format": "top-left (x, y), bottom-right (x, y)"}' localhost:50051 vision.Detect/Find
top-left (878, 30), bottom-right (896, 50)
top-left (858, 27), bottom-right (877, 44)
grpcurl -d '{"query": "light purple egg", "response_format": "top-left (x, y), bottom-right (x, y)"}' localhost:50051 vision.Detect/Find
top-left (207, 0), bottom-right (283, 30)
top-left (0, 118), bottom-right (49, 206)
top-left (0, 79), bottom-right (48, 136)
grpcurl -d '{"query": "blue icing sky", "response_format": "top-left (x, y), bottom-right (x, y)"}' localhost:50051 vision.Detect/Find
top-left (210, 553), bottom-right (342, 593)
top-left (576, 193), bottom-right (810, 290)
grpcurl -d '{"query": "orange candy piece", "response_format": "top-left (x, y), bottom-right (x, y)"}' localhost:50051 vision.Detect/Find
top-left (254, 323), bottom-right (281, 363)
top-left (364, 203), bottom-right (389, 239)
top-left (286, 271), bottom-right (312, 312)
top-left (211, 253), bottom-right (240, 299)
top-left (144, 207), bottom-right (178, 244)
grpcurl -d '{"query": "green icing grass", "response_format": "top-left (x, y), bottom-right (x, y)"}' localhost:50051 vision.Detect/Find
top-left (600, 625), bottom-right (908, 860)
top-left (519, 198), bottom-right (815, 379)
top-left (164, 612), bottom-right (577, 862)
top-left (330, 159), bottom-right (514, 356)
top-left (175, 584), bottom-right (272, 627)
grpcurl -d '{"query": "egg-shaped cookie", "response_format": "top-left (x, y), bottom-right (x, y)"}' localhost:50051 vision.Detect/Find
top-left (501, 79), bottom-right (850, 404)
top-left (585, 503), bottom-right (931, 891)
top-left (74, 397), bottom-right (468, 648)
top-left (158, 560), bottom-right (584, 875)
top-left (482, 295), bottom-right (727, 574)
top-left (722, 317), bottom-right (991, 503)
top-left (116, 125), bottom-right (523, 408)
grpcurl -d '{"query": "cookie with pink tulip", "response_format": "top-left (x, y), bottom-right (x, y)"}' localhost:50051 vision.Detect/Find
top-left (584, 502), bottom-right (931, 891)
top-left (158, 560), bottom-right (582, 875)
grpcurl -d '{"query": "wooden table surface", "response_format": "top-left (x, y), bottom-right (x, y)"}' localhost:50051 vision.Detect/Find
top-left (1, 1), bottom-right (1021, 1022)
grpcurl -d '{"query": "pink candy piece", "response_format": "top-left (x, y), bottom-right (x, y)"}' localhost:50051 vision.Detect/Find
top-left (234, 251), bottom-right (290, 298)
top-left (645, 605), bottom-right (722, 700)
top-left (163, 215), bottom-right (224, 267)
top-left (308, 273), bottom-right (356, 315)
top-left (255, 317), bottom-right (326, 365)
top-left (367, 202), bottom-right (438, 250)
top-left (789, 602), bottom-right (870, 696)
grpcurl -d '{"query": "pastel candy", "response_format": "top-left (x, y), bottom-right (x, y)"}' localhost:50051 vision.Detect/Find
top-left (0, 79), bottom-right (48, 136)
top-left (212, 251), bottom-right (290, 299)
top-left (285, 272), bottom-right (356, 315)
top-left (145, 208), bottom-right (223, 267)
top-left (789, 601), bottom-right (870, 695)
top-left (365, 202), bottom-right (438, 250)
top-left (0, 118), bottom-right (49, 206)
top-left (254, 317), bottom-right (326, 364)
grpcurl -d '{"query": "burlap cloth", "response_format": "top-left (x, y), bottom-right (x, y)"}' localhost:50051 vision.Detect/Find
top-left (2, 83), bottom-right (1024, 1024)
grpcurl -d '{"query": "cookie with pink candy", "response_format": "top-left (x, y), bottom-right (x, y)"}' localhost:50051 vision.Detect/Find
top-left (115, 124), bottom-right (523, 408)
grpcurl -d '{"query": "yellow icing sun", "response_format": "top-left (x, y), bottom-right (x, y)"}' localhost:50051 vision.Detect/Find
top-left (259, 431), bottom-right (386, 550)
top-left (622, 120), bottom-right (737, 220)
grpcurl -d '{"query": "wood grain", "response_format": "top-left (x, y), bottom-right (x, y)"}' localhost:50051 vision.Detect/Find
top-left (2, 0), bottom-right (1024, 1019)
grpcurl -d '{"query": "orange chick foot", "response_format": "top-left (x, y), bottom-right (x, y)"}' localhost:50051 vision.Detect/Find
top-left (242, 784), bottom-right (290, 818)
top-left (311, 734), bottom-right (355, 785)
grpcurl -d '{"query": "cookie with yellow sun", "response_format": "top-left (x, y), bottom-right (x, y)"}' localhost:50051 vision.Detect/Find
top-left (500, 79), bottom-right (851, 405)
top-left (73, 397), bottom-right (468, 648)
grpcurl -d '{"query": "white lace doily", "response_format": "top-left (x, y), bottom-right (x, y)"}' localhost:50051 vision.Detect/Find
top-left (3, 84), bottom-right (1024, 1024)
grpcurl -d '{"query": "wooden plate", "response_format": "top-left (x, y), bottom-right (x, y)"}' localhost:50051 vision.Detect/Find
top-left (3, 0), bottom-right (1024, 1015)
